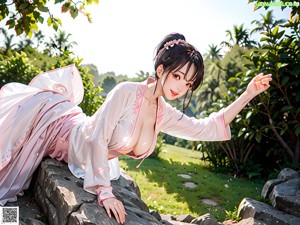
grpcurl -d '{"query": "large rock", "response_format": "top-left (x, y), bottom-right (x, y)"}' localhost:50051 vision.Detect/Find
top-left (238, 198), bottom-right (300, 225)
top-left (277, 168), bottom-right (299, 180)
top-left (259, 168), bottom-right (300, 219)
top-left (34, 158), bottom-right (162, 225)
top-left (260, 179), bottom-right (285, 199)
top-left (190, 213), bottom-right (219, 225)
top-left (269, 178), bottom-right (300, 217)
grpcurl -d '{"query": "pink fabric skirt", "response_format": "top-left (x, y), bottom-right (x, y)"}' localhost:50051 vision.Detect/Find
top-left (0, 97), bottom-right (82, 201)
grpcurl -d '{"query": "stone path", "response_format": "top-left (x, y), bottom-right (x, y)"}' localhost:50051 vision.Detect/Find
top-left (178, 174), bottom-right (198, 189)
top-left (178, 174), bottom-right (192, 179)
top-left (178, 173), bottom-right (219, 209)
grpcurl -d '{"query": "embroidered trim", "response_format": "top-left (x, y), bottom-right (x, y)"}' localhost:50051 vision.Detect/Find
top-left (132, 84), bottom-right (144, 114)
top-left (156, 100), bottom-right (164, 125)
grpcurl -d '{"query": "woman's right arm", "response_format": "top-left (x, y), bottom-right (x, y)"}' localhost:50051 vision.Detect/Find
top-left (160, 104), bottom-right (231, 142)
top-left (69, 82), bottom-right (130, 224)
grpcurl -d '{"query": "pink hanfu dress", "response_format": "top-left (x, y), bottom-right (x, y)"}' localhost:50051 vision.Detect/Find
top-left (0, 64), bottom-right (231, 206)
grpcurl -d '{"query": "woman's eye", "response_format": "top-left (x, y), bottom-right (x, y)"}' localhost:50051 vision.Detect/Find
top-left (186, 83), bottom-right (192, 88)
top-left (173, 73), bottom-right (180, 80)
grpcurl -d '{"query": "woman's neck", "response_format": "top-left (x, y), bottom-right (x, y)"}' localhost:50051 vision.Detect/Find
top-left (145, 80), bottom-right (163, 104)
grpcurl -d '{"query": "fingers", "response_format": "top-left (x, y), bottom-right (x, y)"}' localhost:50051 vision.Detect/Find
top-left (254, 73), bottom-right (272, 91)
top-left (111, 201), bottom-right (125, 224)
top-left (110, 207), bottom-right (121, 223)
top-left (105, 206), bottom-right (112, 218)
top-left (103, 198), bottom-right (126, 224)
top-left (116, 201), bottom-right (127, 223)
top-left (254, 73), bottom-right (272, 82)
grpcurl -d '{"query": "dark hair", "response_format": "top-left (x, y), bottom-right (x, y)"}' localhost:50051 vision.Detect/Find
top-left (154, 32), bottom-right (204, 113)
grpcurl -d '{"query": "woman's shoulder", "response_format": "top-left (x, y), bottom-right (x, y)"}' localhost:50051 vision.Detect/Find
top-left (112, 80), bottom-right (143, 93)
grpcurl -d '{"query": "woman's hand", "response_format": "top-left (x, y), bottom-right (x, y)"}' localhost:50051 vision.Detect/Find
top-left (223, 73), bottom-right (272, 126)
top-left (102, 197), bottom-right (127, 224)
top-left (246, 73), bottom-right (272, 98)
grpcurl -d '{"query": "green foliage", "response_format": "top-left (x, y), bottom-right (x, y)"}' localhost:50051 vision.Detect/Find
top-left (131, 71), bottom-right (152, 82)
top-left (0, 28), bottom-right (17, 56)
top-left (149, 133), bottom-right (165, 159)
top-left (241, 17), bottom-right (300, 163)
top-left (255, 194), bottom-right (271, 204)
top-left (44, 30), bottom-right (77, 57)
top-left (197, 142), bottom-right (229, 169)
top-left (162, 134), bottom-right (177, 145)
top-left (239, 161), bottom-right (263, 180)
top-left (196, 46), bottom-right (260, 175)
top-left (225, 207), bottom-right (241, 222)
top-left (83, 63), bottom-right (100, 84)
top-left (79, 68), bottom-right (104, 116)
top-left (196, 11), bottom-right (300, 179)
top-left (0, 0), bottom-right (99, 37)
top-left (22, 45), bottom-right (57, 69)
top-left (0, 51), bottom-right (42, 87)
top-left (101, 75), bottom-right (117, 96)
top-left (221, 24), bottom-right (256, 49)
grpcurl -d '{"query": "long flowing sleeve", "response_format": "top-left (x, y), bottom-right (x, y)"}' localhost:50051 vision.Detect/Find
top-left (68, 82), bottom-right (129, 206)
top-left (160, 102), bottom-right (231, 141)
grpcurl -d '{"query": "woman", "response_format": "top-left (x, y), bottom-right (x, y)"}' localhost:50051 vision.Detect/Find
top-left (0, 33), bottom-right (272, 224)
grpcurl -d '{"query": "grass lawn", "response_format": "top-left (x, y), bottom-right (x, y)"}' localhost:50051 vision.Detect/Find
top-left (119, 144), bottom-right (264, 221)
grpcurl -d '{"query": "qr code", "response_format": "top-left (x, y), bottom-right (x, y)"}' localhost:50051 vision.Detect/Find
top-left (0, 207), bottom-right (19, 225)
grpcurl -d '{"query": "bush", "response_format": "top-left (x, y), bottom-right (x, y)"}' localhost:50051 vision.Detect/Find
top-left (198, 14), bottom-right (300, 178)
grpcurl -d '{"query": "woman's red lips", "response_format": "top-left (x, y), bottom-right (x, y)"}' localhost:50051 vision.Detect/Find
top-left (170, 90), bottom-right (178, 96)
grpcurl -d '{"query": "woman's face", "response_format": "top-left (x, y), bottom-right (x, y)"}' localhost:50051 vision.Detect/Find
top-left (161, 63), bottom-right (195, 100)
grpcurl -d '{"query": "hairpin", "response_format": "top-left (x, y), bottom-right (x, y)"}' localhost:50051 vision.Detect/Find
top-left (164, 39), bottom-right (185, 50)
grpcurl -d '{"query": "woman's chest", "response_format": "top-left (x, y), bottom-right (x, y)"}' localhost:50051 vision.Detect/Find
top-left (108, 98), bottom-right (158, 155)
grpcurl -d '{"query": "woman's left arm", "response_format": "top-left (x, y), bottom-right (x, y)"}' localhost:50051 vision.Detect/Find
top-left (223, 73), bottom-right (272, 126)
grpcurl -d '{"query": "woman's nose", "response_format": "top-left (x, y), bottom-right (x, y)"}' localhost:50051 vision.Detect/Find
top-left (177, 82), bottom-right (185, 91)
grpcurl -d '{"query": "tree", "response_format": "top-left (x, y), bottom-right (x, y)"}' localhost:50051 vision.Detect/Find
top-left (212, 13), bottom-right (300, 169)
top-left (16, 38), bottom-right (34, 51)
top-left (45, 29), bottom-right (77, 56)
top-left (206, 44), bottom-right (222, 61)
top-left (243, 18), bottom-right (300, 163)
top-left (195, 44), bottom-right (225, 113)
top-left (221, 24), bottom-right (256, 49)
top-left (197, 2), bottom-right (300, 176)
top-left (196, 78), bottom-right (220, 103)
top-left (0, 0), bottom-right (99, 37)
top-left (101, 75), bottom-right (117, 96)
top-left (132, 70), bottom-right (151, 82)
top-left (0, 51), bottom-right (41, 87)
top-left (0, 28), bottom-right (16, 55)
top-left (206, 44), bottom-right (224, 86)
top-left (251, 10), bottom-right (286, 35)
top-left (82, 63), bottom-right (101, 85)
top-left (33, 30), bottom-right (45, 50)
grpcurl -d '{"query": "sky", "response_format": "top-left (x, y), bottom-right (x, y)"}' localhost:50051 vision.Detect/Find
top-left (2, 0), bottom-right (291, 77)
